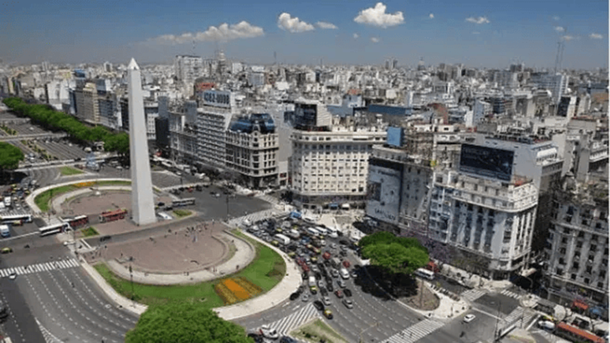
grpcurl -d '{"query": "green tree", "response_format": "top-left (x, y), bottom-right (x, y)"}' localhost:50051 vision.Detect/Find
top-left (0, 142), bottom-right (24, 179)
top-left (125, 302), bottom-right (252, 343)
top-left (362, 240), bottom-right (429, 275)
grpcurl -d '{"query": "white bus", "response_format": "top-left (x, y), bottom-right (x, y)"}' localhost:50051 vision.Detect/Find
top-left (172, 198), bottom-right (196, 207)
top-left (39, 222), bottom-right (71, 237)
top-left (0, 214), bottom-right (33, 224)
top-left (274, 234), bottom-right (291, 245)
top-left (306, 227), bottom-right (321, 236)
top-left (414, 268), bottom-right (435, 280)
top-left (315, 226), bottom-right (328, 235)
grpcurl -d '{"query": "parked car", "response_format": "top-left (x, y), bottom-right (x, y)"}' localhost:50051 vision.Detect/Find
top-left (290, 292), bottom-right (300, 301)
top-left (463, 314), bottom-right (476, 323)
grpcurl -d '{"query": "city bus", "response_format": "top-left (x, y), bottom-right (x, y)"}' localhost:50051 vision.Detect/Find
top-left (39, 222), bottom-right (71, 237)
top-left (99, 209), bottom-right (128, 223)
top-left (0, 214), bottom-right (33, 225)
top-left (172, 198), bottom-right (196, 207)
top-left (414, 268), bottom-right (435, 280)
top-left (64, 215), bottom-right (89, 229)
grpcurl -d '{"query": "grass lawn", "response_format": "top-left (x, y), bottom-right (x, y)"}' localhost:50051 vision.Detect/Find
top-left (172, 209), bottom-right (192, 218)
top-left (59, 166), bottom-right (84, 176)
top-left (93, 232), bottom-right (286, 308)
top-left (81, 227), bottom-right (99, 237)
top-left (291, 319), bottom-right (348, 343)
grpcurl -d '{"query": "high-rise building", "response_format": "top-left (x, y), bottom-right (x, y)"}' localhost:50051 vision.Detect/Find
top-left (196, 90), bottom-right (235, 169)
top-left (531, 73), bottom-right (569, 104)
top-left (169, 100), bottom-right (198, 166)
top-left (174, 55), bottom-right (204, 86)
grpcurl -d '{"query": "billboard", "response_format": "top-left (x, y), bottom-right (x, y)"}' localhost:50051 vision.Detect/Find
top-left (459, 144), bottom-right (514, 181)
top-left (201, 90), bottom-right (233, 108)
top-left (387, 127), bottom-right (403, 147)
top-left (365, 163), bottom-right (402, 225)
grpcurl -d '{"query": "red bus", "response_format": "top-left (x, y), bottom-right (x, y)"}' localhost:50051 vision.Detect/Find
top-left (64, 215), bottom-right (89, 228)
top-left (99, 209), bottom-right (128, 223)
top-left (556, 322), bottom-right (605, 343)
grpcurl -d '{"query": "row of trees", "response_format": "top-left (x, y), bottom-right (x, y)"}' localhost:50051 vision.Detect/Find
top-left (0, 142), bottom-right (24, 176)
top-left (2, 97), bottom-right (130, 156)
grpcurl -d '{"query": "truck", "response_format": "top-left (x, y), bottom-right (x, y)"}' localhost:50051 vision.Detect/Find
top-left (331, 257), bottom-right (342, 268)
top-left (0, 225), bottom-right (10, 238)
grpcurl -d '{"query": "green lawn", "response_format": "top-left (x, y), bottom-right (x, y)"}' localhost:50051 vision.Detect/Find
top-left (94, 232), bottom-right (286, 308)
top-left (34, 185), bottom-right (77, 212)
top-left (291, 319), bottom-right (348, 343)
top-left (59, 166), bottom-right (84, 176)
top-left (81, 227), bottom-right (99, 237)
top-left (172, 209), bottom-right (192, 218)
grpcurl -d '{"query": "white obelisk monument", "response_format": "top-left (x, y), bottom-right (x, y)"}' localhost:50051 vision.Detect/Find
top-left (127, 58), bottom-right (156, 226)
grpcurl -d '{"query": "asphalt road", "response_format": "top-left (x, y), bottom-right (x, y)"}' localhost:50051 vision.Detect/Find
top-left (235, 240), bottom-right (425, 343)
top-left (0, 270), bottom-right (46, 343)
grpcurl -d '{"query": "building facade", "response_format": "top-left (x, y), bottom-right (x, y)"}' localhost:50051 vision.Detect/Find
top-left (196, 90), bottom-right (235, 169)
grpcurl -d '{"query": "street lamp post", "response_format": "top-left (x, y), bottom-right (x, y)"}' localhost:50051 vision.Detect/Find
top-left (129, 261), bottom-right (135, 306)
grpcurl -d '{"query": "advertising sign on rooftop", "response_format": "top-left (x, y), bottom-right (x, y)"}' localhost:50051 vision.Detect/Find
top-left (201, 90), bottom-right (233, 108)
top-left (459, 144), bottom-right (514, 181)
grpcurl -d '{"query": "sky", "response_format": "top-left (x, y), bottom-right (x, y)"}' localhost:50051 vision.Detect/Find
top-left (0, 0), bottom-right (608, 69)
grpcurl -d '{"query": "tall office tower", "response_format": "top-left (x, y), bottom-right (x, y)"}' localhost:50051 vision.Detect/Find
top-left (127, 58), bottom-right (157, 226)
top-left (174, 55), bottom-right (204, 85)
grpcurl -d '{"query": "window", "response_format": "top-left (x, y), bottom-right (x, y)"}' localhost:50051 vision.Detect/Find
top-left (578, 231), bottom-right (584, 238)
top-left (598, 282), bottom-right (604, 289)
top-left (584, 278), bottom-right (590, 284)
top-left (572, 262), bottom-right (579, 269)
top-left (571, 274), bottom-right (576, 280)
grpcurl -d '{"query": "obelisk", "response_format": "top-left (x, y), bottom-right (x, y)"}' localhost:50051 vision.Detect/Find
top-left (127, 58), bottom-right (156, 226)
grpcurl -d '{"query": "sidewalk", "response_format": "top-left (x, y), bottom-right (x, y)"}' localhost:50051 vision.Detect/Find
top-left (103, 230), bottom-right (256, 285)
top-left (438, 262), bottom-right (513, 292)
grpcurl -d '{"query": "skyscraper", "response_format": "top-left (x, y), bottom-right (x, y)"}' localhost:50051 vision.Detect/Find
top-left (127, 58), bottom-right (157, 226)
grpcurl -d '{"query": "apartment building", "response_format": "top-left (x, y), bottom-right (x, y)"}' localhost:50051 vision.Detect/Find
top-left (225, 113), bottom-right (279, 187)
top-left (429, 169), bottom-right (538, 279)
top-left (289, 100), bottom-right (386, 210)
top-left (169, 100), bottom-right (198, 166)
top-left (542, 178), bottom-right (608, 315)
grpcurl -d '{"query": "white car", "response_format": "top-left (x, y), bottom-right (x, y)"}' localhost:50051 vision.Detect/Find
top-left (463, 314), bottom-right (476, 323)
top-left (322, 296), bottom-right (331, 306)
top-left (342, 298), bottom-right (353, 309)
top-left (8, 272), bottom-right (16, 280)
top-left (301, 294), bottom-right (310, 302)
top-left (259, 325), bottom-right (279, 339)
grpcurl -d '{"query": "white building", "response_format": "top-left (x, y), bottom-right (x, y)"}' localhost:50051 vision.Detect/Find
top-left (174, 55), bottom-right (203, 86)
top-left (428, 170), bottom-right (539, 279)
top-left (289, 100), bottom-right (386, 210)
top-left (531, 73), bottom-right (569, 104)
top-left (473, 99), bottom-right (492, 125)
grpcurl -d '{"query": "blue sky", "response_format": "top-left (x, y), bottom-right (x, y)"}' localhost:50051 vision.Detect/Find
top-left (1, 0), bottom-right (607, 69)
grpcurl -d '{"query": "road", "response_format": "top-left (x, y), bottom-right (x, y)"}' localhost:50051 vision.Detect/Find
top-left (235, 245), bottom-right (428, 343)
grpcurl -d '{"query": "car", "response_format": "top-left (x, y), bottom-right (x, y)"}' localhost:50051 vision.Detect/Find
top-left (290, 292), bottom-right (300, 301)
top-left (351, 270), bottom-right (358, 278)
top-left (344, 289), bottom-right (352, 297)
top-left (463, 314), bottom-right (476, 323)
top-left (280, 337), bottom-right (298, 343)
top-left (313, 300), bottom-right (324, 311)
top-left (259, 325), bottom-right (279, 339)
top-left (1, 248), bottom-right (12, 254)
top-left (330, 243), bottom-right (337, 249)
top-left (319, 286), bottom-right (328, 296)
top-left (334, 290), bottom-right (344, 298)
top-left (309, 286), bottom-right (318, 294)
top-left (342, 260), bottom-right (351, 268)
top-left (318, 279), bottom-right (326, 288)
top-left (538, 320), bottom-right (555, 330)
top-left (337, 280), bottom-right (346, 288)
top-left (302, 294), bottom-right (310, 302)
top-left (326, 283), bottom-right (334, 292)
top-left (342, 299), bottom-right (353, 309)
top-left (331, 269), bottom-right (339, 278)
top-left (322, 296), bottom-right (331, 306)
top-left (339, 250), bottom-right (347, 257)
top-left (323, 309), bottom-right (333, 319)
top-left (8, 272), bottom-right (16, 280)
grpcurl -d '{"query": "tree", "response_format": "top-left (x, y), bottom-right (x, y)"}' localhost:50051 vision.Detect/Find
top-left (0, 142), bottom-right (24, 178)
top-left (362, 242), bottom-right (429, 275)
top-left (125, 302), bottom-right (252, 343)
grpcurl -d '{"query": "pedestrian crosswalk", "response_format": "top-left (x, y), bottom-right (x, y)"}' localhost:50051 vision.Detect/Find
top-left (500, 289), bottom-right (522, 299)
top-left (267, 303), bottom-right (320, 336)
top-left (256, 194), bottom-right (280, 205)
top-left (36, 318), bottom-right (62, 343)
top-left (382, 319), bottom-right (444, 343)
top-left (503, 307), bottom-right (538, 328)
top-left (0, 258), bottom-right (79, 278)
top-left (461, 289), bottom-right (486, 302)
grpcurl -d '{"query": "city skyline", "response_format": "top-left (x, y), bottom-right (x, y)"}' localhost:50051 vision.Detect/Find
top-left (1, 0), bottom-right (608, 69)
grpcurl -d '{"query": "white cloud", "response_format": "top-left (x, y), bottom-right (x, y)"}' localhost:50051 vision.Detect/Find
top-left (316, 21), bottom-right (338, 29)
top-left (371, 37), bottom-right (380, 43)
top-left (277, 13), bottom-right (315, 33)
top-left (465, 16), bottom-right (490, 24)
top-left (553, 16), bottom-right (560, 21)
top-left (562, 35), bottom-right (577, 41)
top-left (590, 33), bottom-right (603, 39)
top-left (554, 26), bottom-right (565, 32)
top-left (354, 2), bottom-right (404, 28)
top-left (472, 31), bottom-right (480, 35)
top-left (150, 21), bottom-right (264, 44)
top-left (353, 33), bottom-right (359, 39)
top-left (429, 13), bottom-right (434, 19)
